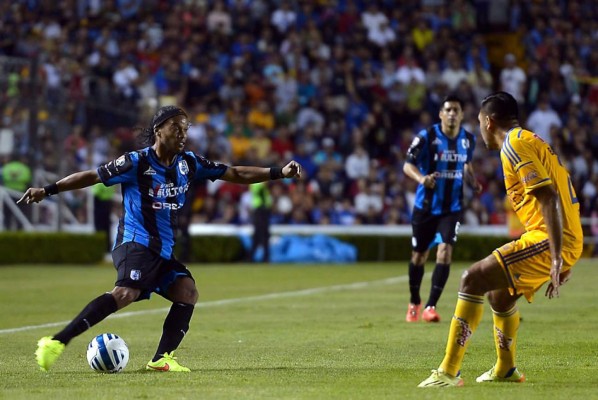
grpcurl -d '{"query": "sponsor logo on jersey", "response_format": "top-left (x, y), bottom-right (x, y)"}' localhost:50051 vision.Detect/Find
top-left (144, 166), bottom-right (157, 175)
top-left (522, 170), bottom-right (538, 184)
top-left (152, 202), bottom-right (185, 210)
top-left (436, 170), bottom-right (463, 179)
top-left (434, 151), bottom-right (468, 162)
top-left (148, 182), bottom-right (190, 198)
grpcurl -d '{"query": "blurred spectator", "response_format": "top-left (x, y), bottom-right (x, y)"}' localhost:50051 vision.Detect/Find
top-left (526, 96), bottom-right (562, 144)
top-left (499, 53), bottom-right (526, 103)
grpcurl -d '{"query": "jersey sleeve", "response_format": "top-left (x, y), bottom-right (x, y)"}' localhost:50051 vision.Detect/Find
top-left (192, 154), bottom-right (228, 182)
top-left (507, 136), bottom-right (551, 194)
top-left (466, 132), bottom-right (476, 163)
top-left (97, 152), bottom-right (137, 186)
top-left (405, 131), bottom-right (427, 164)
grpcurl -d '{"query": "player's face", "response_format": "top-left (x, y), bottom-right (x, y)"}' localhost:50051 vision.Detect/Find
top-left (439, 101), bottom-right (463, 130)
top-left (156, 115), bottom-right (189, 153)
top-left (478, 110), bottom-right (499, 150)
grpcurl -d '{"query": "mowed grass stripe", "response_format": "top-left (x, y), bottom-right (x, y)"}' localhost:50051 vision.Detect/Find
top-left (0, 272), bottom-right (427, 335)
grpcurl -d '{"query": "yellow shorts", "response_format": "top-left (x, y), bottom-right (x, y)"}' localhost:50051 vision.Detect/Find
top-left (493, 230), bottom-right (582, 302)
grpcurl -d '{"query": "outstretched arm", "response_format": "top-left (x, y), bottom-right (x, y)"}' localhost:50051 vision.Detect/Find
top-left (220, 160), bottom-right (302, 184)
top-left (533, 184), bottom-right (565, 299)
top-left (17, 170), bottom-right (102, 204)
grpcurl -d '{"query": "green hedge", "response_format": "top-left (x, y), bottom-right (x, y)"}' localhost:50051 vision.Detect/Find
top-left (179, 234), bottom-right (513, 263)
top-left (0, 232), bottom-right (538, 264)
top-left (0, 232), bottom-right (106, 264)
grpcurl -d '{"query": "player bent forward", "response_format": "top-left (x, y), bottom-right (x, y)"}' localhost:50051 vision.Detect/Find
top-left (19, 105), bottom-right (302, 372)
top-left (418, 92), bottom-right (583, 387)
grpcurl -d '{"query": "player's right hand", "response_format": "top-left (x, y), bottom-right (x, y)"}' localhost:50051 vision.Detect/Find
top-left (421, 173), bottom-right (438, 189)
top-left (17, 188), bottom-right (46, 204)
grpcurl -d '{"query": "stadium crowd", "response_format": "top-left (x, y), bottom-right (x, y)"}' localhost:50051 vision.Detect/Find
top-left (0, 0), bottom-right (597, 240)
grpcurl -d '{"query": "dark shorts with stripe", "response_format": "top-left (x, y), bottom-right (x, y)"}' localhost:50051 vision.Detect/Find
top-left (112, 242), bottom-right (194, 301)
top-left (411, 208), bottom-right (462, 252)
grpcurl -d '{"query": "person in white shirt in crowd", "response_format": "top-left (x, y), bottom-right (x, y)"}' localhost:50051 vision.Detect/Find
top-left (500, 53), bottom-right (526, 103)
top-left (271, 0), bottom-right (297, 34)
top-left (525, 95), bottom-right (562, 145)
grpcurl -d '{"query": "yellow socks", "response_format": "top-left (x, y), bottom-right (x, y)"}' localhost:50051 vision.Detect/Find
top-left (492, 305), bottom-right (520, 377)
top-left (440, 292), bottom-right (484, 376)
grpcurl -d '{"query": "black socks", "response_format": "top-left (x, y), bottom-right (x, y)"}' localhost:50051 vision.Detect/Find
top-left (408, 262), bottom-right (425, 304)
top-left (54, 293), bottom-right (118, 345)
top-left (152, 302), bottom-right (194, 362)
top-left (425, 263), bottom-right (450, 308)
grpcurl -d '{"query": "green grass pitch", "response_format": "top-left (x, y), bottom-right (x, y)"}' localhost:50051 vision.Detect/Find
top-left (1, 260), bottom-right (597, 399)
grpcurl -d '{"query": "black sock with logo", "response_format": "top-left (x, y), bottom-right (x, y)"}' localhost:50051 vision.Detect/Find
top-left (54, 293), bottom-right (118, 345)
top-left (152, 302), bottom-right (194, 362)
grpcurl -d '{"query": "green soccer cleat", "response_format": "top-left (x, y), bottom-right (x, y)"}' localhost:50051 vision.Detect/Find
top-left (476, 366), bottom-right (525, 383)
top-left (146, 352), bottom-right (190, 372)
top-left (418, 368), bottom-right (464, 387)
top-left (35, 336), bottom-right (66, 372)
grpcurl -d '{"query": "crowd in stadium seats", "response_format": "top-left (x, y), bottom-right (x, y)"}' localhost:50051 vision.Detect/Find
top-left (0, 1), bottom-right (596, 237)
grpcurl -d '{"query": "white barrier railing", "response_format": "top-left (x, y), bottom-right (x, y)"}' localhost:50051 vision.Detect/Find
top-left (189, 223), bottom-right (508, 237)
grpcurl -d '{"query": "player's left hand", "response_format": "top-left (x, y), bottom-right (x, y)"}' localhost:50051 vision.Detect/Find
top-left (545, 259), bottom-right (566, 299)
top-left (282, 160), bottom-right (302, 179)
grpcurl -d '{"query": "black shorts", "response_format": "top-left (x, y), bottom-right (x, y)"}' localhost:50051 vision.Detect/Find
top-left (411, 209), bottom-right (462, 253)
top-left (112, 242), bottom-right (194, 301)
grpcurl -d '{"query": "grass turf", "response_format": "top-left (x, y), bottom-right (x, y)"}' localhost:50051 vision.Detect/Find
top-left (1, 260), bottom-right (597, 399)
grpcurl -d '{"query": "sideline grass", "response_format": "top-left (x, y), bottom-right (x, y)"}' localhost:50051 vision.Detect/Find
top-left (1, 260), bottom-right (597, 399)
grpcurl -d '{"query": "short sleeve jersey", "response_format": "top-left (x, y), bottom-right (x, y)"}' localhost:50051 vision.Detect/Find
top-left (500, 128), bottom-right (583, 252)
top-left (97, 147), bottom-right (227, 259)
top-left (405, 124), bottom-right (476, 215)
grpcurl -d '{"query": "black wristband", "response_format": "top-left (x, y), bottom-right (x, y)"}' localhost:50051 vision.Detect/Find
top-left (43, 183), bottom-right (59, 197)
top-left (269, 167), bottom-right (284, 180)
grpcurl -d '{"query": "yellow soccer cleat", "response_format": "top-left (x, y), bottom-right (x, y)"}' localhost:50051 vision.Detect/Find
top-left (146, 352), bottom-right (190, 372)
top-left (476, 367), bottom-right (525, 383)
top-left (35, 336), bottom-right (66, 372)
top-left (418, 368), bottom-right (464, 387)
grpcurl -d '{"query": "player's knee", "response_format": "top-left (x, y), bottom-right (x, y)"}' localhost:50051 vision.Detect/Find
top-left (173, 279), bottom-right (198, 304)
top-left (111, 287), bottom-right (139, 308)
top-left (459, 265), bottom-right (485, 294)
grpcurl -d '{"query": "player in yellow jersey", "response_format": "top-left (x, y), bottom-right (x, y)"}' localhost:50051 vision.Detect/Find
top-left (418, 91), bottom-right (583, 387)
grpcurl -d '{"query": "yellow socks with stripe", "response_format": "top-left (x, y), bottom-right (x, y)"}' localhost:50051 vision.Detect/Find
top-left (492, 305), bottom-right (520, 377)
top-left (439, 292), bottom-right (484, 376)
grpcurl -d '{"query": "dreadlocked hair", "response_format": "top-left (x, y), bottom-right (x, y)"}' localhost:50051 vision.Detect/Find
top-left (136, 105), bottom-right (188, 146)
top-left (137, 126), bottom-right (156, 145)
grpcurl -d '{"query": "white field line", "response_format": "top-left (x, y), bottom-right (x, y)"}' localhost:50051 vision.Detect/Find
top-left (0, 273), bottom-right (424, 335)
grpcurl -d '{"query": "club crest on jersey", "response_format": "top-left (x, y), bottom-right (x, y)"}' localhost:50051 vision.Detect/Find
top-left (461, 139), bottom-right (470, 149)
top-left (178, 160), bottom-right (189, 175)
top-left (130, 269), bottom-right (141, 281)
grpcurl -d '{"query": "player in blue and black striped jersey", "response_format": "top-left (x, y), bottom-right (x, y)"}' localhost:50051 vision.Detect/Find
top-left (403, 95), bottom-right (482, 323)
top-left (19, 105), bottom-right (302, 372)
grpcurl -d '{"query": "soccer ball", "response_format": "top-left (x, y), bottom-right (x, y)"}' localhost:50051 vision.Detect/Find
top-left (86, 333), bottom-right (129, 373)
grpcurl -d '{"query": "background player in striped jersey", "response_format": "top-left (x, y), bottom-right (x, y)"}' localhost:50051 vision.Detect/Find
top-left (419, 92), bottom-right (583, 387)
top-left (19, 105), bottom-right (302, 372)
top-left (403, 95), bottom-right (482, 323)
